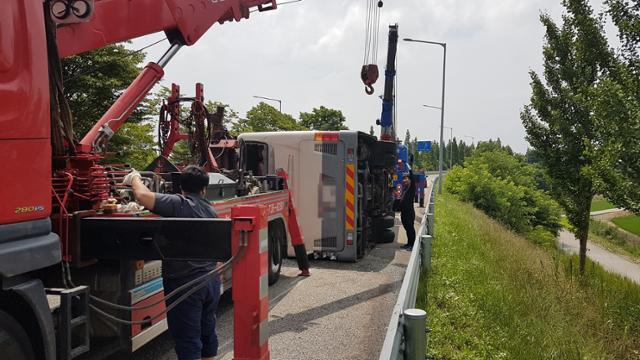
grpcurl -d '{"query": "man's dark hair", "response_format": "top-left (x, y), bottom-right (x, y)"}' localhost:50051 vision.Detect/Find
top-left (180, 165), bottom-right (209, 193)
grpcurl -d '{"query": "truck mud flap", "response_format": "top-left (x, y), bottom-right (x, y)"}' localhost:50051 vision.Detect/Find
top-left (80, 217), bottom-right (231, 262)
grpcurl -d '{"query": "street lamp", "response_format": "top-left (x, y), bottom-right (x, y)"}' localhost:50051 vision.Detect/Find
top-left (253, 95), bottom-right (282, 112)
top-left (405, 37), bottom-right (447, 194)
top-left (464, 135), bottom-right (475, 144)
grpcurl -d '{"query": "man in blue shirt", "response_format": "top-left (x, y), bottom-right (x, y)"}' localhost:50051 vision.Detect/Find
top-left (123, 166), bottom-right (220, 360)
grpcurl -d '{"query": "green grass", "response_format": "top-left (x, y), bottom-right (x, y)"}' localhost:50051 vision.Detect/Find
top-left (418, 195), bottom-right (640, 359)
top-left (612, 215), bottom-right (640, 237)
top-left (589, 220), bottom-right (640, 262)
top-left (591, 197), bottom-right (616, 212)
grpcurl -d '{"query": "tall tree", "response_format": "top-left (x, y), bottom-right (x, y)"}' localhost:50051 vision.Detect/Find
top-left (426, 140), bottom-right (439, 171)
top-left (458, 140), bottom-right (467, 166)
top-left (591, 0), bottom-right (640, 213)
top-left (369, 126), bottom-right (375, 136)
top-left (404, 129), bottom-right (411, 146)
top-left (451, 137), bottom-right (460, 166)
top-left (299, 106), bottom-right (348, 131)
top-left (62, 44), bottom-right (151, 136)
top-left (521, 0), bottom-right (612, 273)
top-left (232, 102), bottom-right (306, 134)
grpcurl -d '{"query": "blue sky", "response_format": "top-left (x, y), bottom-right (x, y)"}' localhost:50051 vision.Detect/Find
top-left (131, 0), bottom-right (615, 153)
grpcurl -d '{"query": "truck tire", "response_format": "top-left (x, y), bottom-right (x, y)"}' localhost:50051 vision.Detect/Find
top-left (268, 221), bottom-right (284, 285)
top-left (0, 310), bottom-right (35, 360)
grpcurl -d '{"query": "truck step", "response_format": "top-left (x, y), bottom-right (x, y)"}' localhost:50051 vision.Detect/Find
top-left (47, 286), bottom-right (90, 359)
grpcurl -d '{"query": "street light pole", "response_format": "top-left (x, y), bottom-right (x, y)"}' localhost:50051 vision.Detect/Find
top-left (253, 95), bottom-right (282, 112)
top-left (406, 38), bottom-right (447, 193)
top-left (464, 135), bottom-right (475, 145)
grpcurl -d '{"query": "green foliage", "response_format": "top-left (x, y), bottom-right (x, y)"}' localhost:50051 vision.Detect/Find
top-left (410, 138), bottom-right (476, 171)
top-left (62, 44), bottom-right (150, 138)
top-left (592, 70), bottom-right (640, 214)
top-left (445, 149), bottom-right (562, 239)
top-left (62, 43), bottom-right (158, 167)
top-left (521, 0), bottom-right (613, 271)
top-left (589, 219), bottom-right (640, 260)
top-left (590, 1), bottom-right (640, 214)
top-left (103, 122), bottom-right (156, 169)
top-left (474, 138), bottom-right (512, 155)
top-left (418, 195), bottom-right (640, 359)
top-left (591, 197), bottom-right (616, 212)
top-left (231, 102), bottom-right (306, 134)
top-left (298, 106), bottom-right (348, 131)
top-left (611, 215), bottom-right (640, 236)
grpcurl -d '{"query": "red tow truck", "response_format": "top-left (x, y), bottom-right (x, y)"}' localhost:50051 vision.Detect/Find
top-left (0, 1), bottom-right (310, 359)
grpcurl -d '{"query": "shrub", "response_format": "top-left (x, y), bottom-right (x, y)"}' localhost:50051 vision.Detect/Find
top-left (445, 149), bottom-right (562, 239)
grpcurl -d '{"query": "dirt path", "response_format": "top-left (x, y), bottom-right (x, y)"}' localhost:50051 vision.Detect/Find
top-left (557, 230), bottom-right (640, 285)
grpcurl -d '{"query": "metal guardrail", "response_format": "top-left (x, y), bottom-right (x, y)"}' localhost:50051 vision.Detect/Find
top-left (379, 177), bottom-right (439, 360)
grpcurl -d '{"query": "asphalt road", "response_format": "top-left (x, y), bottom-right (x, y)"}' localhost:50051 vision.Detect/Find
top-left (107, 206), bottom-right (426, 360)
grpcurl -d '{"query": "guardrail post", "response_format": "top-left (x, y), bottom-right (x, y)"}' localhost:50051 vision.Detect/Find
top-left (420, 235), bottom-right (432, 272)
top-left (426, 213), bottom-right (435, 236)
top-left (403, 309), bottom-right (427, 360)
top-left (232, 205), bottom-right (270, 360)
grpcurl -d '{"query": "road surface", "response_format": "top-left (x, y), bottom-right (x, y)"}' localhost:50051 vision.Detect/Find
top-left (557, 230), bottom-right (640, 285)
top-left (106, 195), bottom-right (430, 359)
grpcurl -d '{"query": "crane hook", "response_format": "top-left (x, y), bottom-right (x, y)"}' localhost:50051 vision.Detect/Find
top-left (365, 85), bottom-right (375, 95)
top-left (361, 64), bottom-right (379, 96)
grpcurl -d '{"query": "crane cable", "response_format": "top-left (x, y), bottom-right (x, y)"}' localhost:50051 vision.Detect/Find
top-left (361, 0), bottom-right (383, 95)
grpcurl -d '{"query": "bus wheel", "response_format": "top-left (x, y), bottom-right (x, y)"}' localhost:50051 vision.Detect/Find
top-left (268, 221), bottom-right (284, 285)
top-left (0, 309), bottom-right (35, 360)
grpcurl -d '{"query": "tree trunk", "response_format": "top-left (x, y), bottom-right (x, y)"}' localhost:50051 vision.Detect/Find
top-left (577, 226), bottom-right (588, 274)
top-left (576, 202), bottom-right (592, 275)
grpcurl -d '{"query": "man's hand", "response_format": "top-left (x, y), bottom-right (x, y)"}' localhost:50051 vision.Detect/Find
top-left (123, 169), bottom-right (141, 186)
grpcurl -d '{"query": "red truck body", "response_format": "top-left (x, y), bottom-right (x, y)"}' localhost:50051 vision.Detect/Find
top-left (0, 1), bottom-right (315, 359)
top-left (0, 1), bottom-right (52, 226)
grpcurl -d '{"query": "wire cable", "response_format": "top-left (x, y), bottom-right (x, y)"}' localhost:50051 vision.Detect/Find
top-left (90, 244), bottom-right (243, 312)
top-left (63, 37), bottom-right (168, 84)
top-left (373, 2), bottom-right (381, 64)
top-left (363, 0), bottom-right (373, 64)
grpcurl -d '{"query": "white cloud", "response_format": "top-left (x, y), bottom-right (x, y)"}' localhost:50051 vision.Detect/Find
top-left (128, 0), bottom-right (618, 153)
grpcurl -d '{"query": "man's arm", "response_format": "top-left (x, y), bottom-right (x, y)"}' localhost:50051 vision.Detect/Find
top-left (123, 170), bottom-right (156, 211)
top-left (131, 177), bottom-right (156, 211)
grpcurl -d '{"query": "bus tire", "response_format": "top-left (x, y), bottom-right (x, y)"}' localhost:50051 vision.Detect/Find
top-left (380, 215), bottom-right (395, 229)
top-left (0, 309), bottom-right (35, 360)
top-left (268, 221), bottom-right (285, 285)
top-left (376, 228), bottom-right (396, 244)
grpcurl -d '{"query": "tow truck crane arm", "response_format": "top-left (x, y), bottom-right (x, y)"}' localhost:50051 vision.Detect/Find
top-left (53, 0), bottom-right (277, 153)
top-left (56, 0), bottom-right (277, 57)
